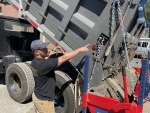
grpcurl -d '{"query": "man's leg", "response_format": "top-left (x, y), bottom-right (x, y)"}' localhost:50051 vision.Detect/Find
top-left (32, 93), bottom-right (55, 113)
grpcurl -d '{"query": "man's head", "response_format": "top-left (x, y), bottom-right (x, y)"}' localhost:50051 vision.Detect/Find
top-left (31, 40), bottom-right (50, 58)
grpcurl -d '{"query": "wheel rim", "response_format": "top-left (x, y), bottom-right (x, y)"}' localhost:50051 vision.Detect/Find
top-left (54, 86), bottom-right (65, 112)
top-left (9, 73), bottom-right (21, 95)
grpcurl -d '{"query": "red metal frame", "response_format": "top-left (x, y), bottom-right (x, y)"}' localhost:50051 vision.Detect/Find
top-left (123, 76), bottom-right (129, 102)
top-left (82, 56), bottom-right (149, 113)
top-left (135, 82), bottom-right (140, 101)
top-left (82, 64), bottom-right (144, 113)
top-left (82, 93), bottom-right (143, 113)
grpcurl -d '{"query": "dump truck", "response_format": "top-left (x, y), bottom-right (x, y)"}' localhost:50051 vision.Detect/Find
top-left (1, 0), bottom-right (149, 113)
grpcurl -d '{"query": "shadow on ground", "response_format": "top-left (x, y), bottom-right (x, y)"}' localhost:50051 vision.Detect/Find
top-left (0, 73), bottom-right (5, 85)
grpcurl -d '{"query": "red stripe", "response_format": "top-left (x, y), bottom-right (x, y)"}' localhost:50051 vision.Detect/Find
top-left (61, 48), bottom-right (66, 52)
top-left (55, 43), bottom-right (59, 46)
top-left (29, 20), bottom-right (38, 28)
top-left (55, 43), bottom-right (66, 52)
top-left (12, 4), bottom-right (19, 11)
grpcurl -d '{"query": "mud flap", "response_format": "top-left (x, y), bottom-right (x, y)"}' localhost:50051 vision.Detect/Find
top-left (90, 63), bottom-right (103, 88)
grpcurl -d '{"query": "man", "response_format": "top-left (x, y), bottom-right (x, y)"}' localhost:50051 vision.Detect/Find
top-left (30, 39), bottom-right (89, 113)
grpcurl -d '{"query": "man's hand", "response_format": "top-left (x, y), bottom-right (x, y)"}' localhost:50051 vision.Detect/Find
top-left (79, 44), bottom-right (90, 52)
top-left (49, 49), bottom-right (56, 56)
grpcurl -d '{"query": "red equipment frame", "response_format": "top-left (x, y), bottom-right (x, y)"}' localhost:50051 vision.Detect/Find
top-left (82, 93), bottom-right (142, 113)
top-left (82, 56), bottom-right (148, 113)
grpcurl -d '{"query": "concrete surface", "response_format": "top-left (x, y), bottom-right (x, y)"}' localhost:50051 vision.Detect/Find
top-left (130, 58), bottom-right (142, 68)
top-left (0, 74), bottom-right (35, 113)
top-left (143, 102), bottom-right (150, 113)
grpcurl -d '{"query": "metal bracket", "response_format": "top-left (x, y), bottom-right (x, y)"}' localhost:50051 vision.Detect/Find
top-left (144, 51), bottom-right (150, 99)
top-left (138, 59), bottom-right (147, 106)
top-left (137, 0), bottom-right (147, 24)
top-left (19, 0), bottom-right (25, 17)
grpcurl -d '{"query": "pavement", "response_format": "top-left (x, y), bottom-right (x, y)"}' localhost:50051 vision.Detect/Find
top-left (130, 58), bottom-right (142, 68)
top-left (0, 58), bottom-right (150, 113)
top-left (0, 74), bottom-right (35, 113)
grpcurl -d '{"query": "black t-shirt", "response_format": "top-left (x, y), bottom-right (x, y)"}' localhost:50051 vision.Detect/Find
top-left (31, 58), bottom-right (58, 100)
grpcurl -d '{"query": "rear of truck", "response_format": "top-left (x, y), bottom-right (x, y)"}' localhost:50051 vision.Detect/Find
top-left (4, 0), bottom-right (147, 113)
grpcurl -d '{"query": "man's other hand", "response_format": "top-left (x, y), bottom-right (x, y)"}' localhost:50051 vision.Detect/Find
top-left (79, 44), bottom-right (90, 52)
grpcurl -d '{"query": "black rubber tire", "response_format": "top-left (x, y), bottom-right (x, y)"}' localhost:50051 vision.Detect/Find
top-left (55, 71), bottom-right (75, 113)
top-left (5, 63), bottom-right (35, 103)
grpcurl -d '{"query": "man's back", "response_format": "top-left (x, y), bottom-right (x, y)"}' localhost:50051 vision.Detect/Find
top-left (31, 58), bottom-right (58, 100)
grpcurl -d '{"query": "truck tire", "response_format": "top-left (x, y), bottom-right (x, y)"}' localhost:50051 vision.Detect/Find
top-left (55, 71), bottom-right (75, 113)
top-left (5, 63), bottom-right (34, 103)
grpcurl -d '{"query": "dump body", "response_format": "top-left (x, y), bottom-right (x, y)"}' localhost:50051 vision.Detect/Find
top-left (5, 0), bottom-right (145, 87)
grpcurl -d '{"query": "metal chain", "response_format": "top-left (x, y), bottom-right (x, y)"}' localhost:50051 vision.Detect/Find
top-left (97, 37), bottom-right (105, 59)
top-left (92, 55), bottom-right (113, 68)
top-left (117, 0), bottom-right (135, 96)
top-left (117, 1), bottom-right (125, 37)
top-left (89, 0), bottom-right (134, 92)
top-left (90, 0), bottom-right (117, 78)
top-left (92, 0), bottom-right (117, 68)
top-left (88, 37), bottom-right (104, 88)
top-left (110, 0), bottom-right (117, 44)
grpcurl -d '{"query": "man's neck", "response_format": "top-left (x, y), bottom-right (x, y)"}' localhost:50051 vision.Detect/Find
top-left (35, 55), bottom-right (45, 59)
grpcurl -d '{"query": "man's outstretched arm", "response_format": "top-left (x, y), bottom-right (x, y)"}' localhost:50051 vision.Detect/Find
top-left (58, 44), bottom-right (90, 66)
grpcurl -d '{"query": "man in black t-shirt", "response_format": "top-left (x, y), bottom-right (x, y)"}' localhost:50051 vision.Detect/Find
top-left (30, 39), bottom-right (89, 113)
